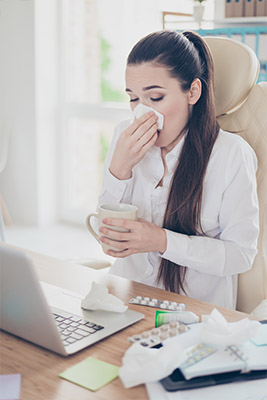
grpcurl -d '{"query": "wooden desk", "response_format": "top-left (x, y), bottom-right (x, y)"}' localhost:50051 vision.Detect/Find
top-left (0, 245), bottom-right (254, 400)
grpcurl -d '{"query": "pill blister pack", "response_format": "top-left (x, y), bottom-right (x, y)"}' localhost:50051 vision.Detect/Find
top-left (128, 320), bottom-right (190, 348)
top-left (129, 296), bottom-right (186, 311)
top-left (180, 343), bottom-right (217, 371)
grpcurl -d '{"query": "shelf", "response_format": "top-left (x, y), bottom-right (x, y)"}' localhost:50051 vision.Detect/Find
top-left (162, 11), bottom-right (267, 29)
top-left (214, 16), bottom-right (267, 24)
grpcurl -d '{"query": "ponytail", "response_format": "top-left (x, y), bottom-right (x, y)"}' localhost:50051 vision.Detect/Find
top-left (127, 31), bottom-right (219, 293)
top-left (157, 32), bottom-right (219, 294)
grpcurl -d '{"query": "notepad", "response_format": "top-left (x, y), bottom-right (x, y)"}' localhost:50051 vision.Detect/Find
top-left (0, 374), bottom-right (21, 400)
top-left (180, 340), bottom-right (267, 380)
top-left (59, 357), bottom-right (119, 391)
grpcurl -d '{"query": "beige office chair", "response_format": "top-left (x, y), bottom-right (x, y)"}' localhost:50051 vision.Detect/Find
top-left (204, 36), bottom-right (267, 317)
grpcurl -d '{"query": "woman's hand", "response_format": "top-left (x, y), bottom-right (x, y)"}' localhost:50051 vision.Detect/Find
top-left (99, 218), bottom-right (167, 258)
top-left (109, 111), bottom-right (159, 180)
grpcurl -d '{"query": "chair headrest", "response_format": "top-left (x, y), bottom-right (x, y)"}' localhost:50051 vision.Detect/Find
top-left (204, 36), bottom-right (260, 117)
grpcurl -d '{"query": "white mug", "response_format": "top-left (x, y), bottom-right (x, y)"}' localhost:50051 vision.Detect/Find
top-left (85, 203), bottom-right (138, 253)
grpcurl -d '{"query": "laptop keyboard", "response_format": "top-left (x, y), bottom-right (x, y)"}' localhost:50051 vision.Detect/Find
top-left (53, 313), bottom-right (104, 346)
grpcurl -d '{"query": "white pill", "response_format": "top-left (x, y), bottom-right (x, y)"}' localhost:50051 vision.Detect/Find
top-left (160, 332), bottom-right (169, 340)
top-left (141, 331), bottom-right (150, 338)
top-left (160, 324), bottom-right (169, 332)
top-left (170, 321), bottom-right (179, 328)
top-left (178, 325), bottom-right (187, 333)
top-left (133, 334), bottom-right (141, 341)
top-left (140, 341), bottom-right (149, 347)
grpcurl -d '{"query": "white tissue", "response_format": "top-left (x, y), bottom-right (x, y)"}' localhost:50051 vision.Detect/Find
top-left (119, 324), bottom-right (202, 389)
top-left (81, 281), bottom-right (128, 313)
top-left (200, 308), bottom-right (261, 346)
top-left (119, 308), bottom-right (262, 389)
top-left (119, 339), bottom-right (186, 389)
top-left (250, 299), bottom-right (267, 320)
top-left (131, 103), bottom-right (164, 130)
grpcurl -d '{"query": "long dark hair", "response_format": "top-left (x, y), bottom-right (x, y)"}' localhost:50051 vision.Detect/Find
top-left (127, 30), bottom-right (219, 293)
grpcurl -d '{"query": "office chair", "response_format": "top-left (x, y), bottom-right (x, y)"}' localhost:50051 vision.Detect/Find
top-left (204, 36), bottom-right (267, 317)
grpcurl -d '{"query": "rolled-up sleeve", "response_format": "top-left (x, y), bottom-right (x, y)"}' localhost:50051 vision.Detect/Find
top-left (161, 136), bottom-right (259, 277)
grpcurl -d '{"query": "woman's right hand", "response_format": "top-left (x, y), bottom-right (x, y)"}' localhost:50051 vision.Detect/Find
top-left (109, 111), bottom-right (159, 180)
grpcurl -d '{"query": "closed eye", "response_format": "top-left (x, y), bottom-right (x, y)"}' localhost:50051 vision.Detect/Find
top-left (130, 98), bottom-right (139, 102)
top-left (151, 96), bottom-right (163, 102)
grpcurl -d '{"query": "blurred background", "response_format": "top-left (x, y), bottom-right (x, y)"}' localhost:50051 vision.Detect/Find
top-left (0, 0), bottom-right (266, 262)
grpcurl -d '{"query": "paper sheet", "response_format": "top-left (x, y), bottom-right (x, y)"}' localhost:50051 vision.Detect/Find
top-left (0, 374), bottom-right (21, 400)
top-left (146, 378), bottom-right (267, 400)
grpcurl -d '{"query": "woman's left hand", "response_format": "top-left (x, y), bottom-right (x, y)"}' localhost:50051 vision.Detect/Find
top-left (99, 218), bottom-right (167, 258)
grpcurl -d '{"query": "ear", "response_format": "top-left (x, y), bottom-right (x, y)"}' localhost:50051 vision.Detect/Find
top-left (188, 78), bottom-right (202, 105)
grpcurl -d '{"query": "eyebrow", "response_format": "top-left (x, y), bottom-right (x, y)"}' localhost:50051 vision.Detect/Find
top-left (125, 85), bottom-right (165, 93)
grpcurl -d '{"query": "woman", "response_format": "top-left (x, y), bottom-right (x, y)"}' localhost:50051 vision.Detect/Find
top-left (98, 30), bottom-right (259, 309)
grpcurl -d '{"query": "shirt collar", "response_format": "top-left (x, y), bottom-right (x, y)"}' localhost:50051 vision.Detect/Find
top-left (148, 132), bottom-right (186, 160)
top-left (165, 133), bottom-right (186, 162)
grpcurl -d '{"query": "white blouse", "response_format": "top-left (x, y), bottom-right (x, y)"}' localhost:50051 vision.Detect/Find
top-left (99, 120), bottom-right (259, 309)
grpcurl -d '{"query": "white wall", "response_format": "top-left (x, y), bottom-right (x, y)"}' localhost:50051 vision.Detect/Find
top-left (0, 0), bottom-right (59, 226)
top-left (35, 0), bottom-right (59, 226)
top-left (0, 0), bottom-right (37, 224)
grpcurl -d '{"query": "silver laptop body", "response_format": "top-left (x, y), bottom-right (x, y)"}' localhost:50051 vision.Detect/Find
top-left (0, 245), bottom-right (144, 356)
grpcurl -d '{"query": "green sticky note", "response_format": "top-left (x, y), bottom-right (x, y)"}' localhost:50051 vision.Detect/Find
top-left (59, 357), bottom-right (119, 391)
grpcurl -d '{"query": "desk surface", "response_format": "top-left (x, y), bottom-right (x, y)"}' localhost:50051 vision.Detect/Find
top-left (0, 244), bottom-right (254, 400)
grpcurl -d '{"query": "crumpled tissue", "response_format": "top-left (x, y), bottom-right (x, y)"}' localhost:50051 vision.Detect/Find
top-left (200, 308), bottom-right (261, 346)
top-left (81, 281), bottom-right (128, 313)
top-left (119, 339), bottom-right (186, 389)
top-left (119, 308), bottom-right (262, 389)
top-left (119, 323), bottom-right (202, 389)
top-left (251, 299), bottom-right (267, 320)
top-left (131, 103), bottom-right (164, 130)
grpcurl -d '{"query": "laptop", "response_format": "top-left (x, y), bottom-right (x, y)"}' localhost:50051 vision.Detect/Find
top-left (0, 245), bottom-right (144, 356)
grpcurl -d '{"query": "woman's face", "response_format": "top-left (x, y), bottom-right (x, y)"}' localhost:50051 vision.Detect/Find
top-left (125, 62), bottom-right (200, 151)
